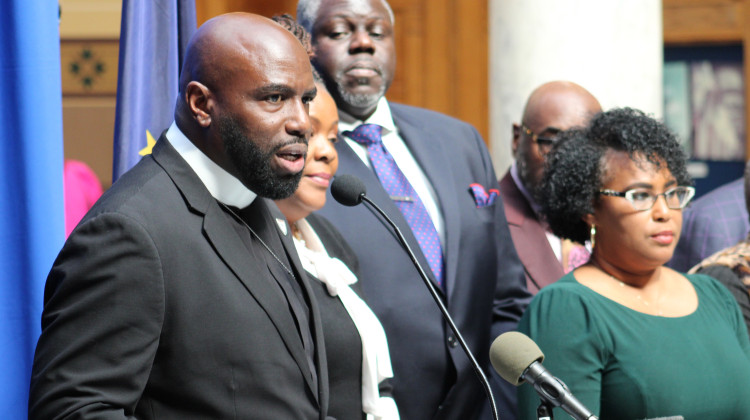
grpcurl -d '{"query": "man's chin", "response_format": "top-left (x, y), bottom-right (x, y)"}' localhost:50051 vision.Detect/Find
top-left (336, 83), bottom-right (384, 110)
top-left (339, 91), bottom-right (380, 110)
top-left (249, 173), bottom-right (302, 200)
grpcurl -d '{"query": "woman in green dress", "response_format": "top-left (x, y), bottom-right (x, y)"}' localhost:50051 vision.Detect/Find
top-left (518, 108), bottom-right (750, 419)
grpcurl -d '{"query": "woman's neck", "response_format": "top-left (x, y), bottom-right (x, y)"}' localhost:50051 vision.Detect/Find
top-left (588, 254), bottom-right (661, 289)
top-left (290, 221), bottom-right (303, 240)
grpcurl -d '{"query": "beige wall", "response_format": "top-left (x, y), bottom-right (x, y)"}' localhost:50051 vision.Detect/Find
top-left (62, 97), bottom-right (117, 187)
top-left (489, 0), bottom-right (664, 174)
top-left (60, 0), bottom-right (121, 39)
top-left (60, 0), bottom-right (120, 187)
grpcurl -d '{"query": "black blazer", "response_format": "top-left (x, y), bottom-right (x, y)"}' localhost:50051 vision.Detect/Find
top-left (305, 213), bottom-right (364, 420)
top-left (319, 103), bottom-right (531, 420)
top-left (29, 136), bottom-right (329, 420)
top-left (307, 213), bottom-right (360, 277)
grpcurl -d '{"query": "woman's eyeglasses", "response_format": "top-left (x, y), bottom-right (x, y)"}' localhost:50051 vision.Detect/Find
top-left (598, 186), bottom-right (695, 211)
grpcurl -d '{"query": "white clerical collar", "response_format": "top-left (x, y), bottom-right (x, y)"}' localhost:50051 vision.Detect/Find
top-left (165, 122), bottom-right (256, 208)
top-left (338, 96), bottom-right (396, 134)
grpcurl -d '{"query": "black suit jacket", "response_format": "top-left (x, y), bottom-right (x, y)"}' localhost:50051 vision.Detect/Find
top-left (318, 103), bottom-right (531, 420)
top-left (305, 213), bottom-right (364, 419)
top-left (29, 136), bottom-right (329, 419)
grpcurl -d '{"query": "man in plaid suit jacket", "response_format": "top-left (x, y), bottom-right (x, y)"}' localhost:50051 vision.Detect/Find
top-left (669, 177), bottom-right (750, 272)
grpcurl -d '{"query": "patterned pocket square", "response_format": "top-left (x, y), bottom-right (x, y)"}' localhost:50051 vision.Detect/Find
top-left (469, 183), bottom-right (499, 208)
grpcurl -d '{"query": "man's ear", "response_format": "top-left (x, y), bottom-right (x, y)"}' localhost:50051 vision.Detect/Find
top-left (511, 123), bottom-right (521, 156)
top-left (185, 81), bottom-right (213, 128)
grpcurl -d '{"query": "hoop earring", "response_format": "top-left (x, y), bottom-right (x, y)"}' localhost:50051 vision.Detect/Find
top-left (590, 224), bottom-right (596, 249)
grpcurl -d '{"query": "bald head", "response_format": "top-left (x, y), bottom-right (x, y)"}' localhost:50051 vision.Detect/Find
top-left (513, 81), bottom-right (601, 198)
top-left (178, 13), bottom-right (310, 102)
top-left (174, 12), bottom-right (317, 199)
top-left (521, 81), bottom-right (601, 130)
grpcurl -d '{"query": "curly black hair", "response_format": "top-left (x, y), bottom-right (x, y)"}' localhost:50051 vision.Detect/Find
top-left (271, 13), bottom-right (324, 85)
top-left (539, 107), bottom-right (692, 244)
top-left (271, 14), bottom-right (313, 57)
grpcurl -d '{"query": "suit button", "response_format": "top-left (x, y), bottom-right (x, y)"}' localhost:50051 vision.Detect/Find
top-left (447, 335), bottom-right (457, 348)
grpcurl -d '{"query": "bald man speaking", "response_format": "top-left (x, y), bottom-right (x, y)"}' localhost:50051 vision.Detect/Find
top-left (29, 14), bottom-right (329, 419)
top-left (499, 81), bottom-right (601, 294)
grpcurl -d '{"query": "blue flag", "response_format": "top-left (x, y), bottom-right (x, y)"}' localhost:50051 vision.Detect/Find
top-left (113, 0), bottom-right (197, 181)
top-left (0, 1), bottom-right (65, 417)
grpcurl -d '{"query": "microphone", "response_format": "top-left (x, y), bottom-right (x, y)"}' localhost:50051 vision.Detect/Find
top-left (490, 332), bottom-right (597, 420)
top-left (330, 174), bottom-right (500, 420)
top-left (330, 174), bottom-right (366, 207)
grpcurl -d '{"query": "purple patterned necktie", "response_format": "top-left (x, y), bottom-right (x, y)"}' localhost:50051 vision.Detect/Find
top-left (344, 123), bottom-right (444, 287)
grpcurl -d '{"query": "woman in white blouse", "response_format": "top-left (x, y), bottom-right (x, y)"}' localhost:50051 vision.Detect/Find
top-left (275, 78), bottom-right (399, 420)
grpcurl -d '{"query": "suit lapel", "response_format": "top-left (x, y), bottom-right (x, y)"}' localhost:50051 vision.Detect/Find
top-left (252, 198), bottom-right (330, 408)
top-left (499, 174), bottom-right (563, 293)
top-left (391, 110), bottom-right (461, 296)
top-left (150, 137), bottom-right (320, 403)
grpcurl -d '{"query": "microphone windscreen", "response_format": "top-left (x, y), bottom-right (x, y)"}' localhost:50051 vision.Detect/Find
top-left (331, 174), bottom-right (366, 207)
top-left (490, 331), bottom-right (545, 386)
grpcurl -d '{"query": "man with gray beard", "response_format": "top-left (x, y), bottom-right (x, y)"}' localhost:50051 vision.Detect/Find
top-left (298, 1), bottom-right (531, 419)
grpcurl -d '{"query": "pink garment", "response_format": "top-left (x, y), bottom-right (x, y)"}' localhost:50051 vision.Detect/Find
top-left (64, 160), bottom-right (103, 237)
top-left (566, 245), bottom-right (591, 273)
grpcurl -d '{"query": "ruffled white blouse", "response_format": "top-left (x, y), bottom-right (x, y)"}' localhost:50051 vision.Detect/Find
top-left (293, 218), bottom-right (399, 420)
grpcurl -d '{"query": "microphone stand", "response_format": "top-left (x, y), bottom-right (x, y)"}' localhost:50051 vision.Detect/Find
top-left (537, 402), bottom-right (554, 420)
top-left (359, 194), bottom-right (500, 420)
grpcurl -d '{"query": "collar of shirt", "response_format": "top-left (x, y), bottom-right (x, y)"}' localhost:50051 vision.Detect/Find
top-left (338, 96), bottom-right (396, 166)
top-left (338, 96), bottom-right (396, 134)
top-left (166, 122), bottom-right (256, 208)
top-left (337, 97), bottom-right (445, 246)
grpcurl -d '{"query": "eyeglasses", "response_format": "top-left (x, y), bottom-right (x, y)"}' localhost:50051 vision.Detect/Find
top-left (521, 124), bottom-right (559, 155)
top-left (598, 186), bottom-right (695, 211)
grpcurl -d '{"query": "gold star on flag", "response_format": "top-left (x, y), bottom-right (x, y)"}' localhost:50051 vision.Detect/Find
top-left (139, 130), bottom-right (157, 156)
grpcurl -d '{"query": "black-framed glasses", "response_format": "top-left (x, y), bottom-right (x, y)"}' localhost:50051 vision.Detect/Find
top-left (598, 186), bottom-right (695, 211)
top-left (521, 123), bottom-right (559, 155)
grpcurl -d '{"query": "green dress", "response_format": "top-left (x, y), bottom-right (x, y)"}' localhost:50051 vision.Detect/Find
top-left (518, 273), bottom-right (750, 420)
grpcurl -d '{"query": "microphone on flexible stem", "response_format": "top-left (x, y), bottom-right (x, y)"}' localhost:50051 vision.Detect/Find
top-left (490, 331), bottom-right (598, 420)
top-left (330, 174), bottom-right (500, 420)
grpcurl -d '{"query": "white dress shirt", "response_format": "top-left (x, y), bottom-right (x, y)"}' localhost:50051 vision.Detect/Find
top-left (165, 122), bottom-right (256, 208)
top-left (338, 97), bottom-right (446, 247)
